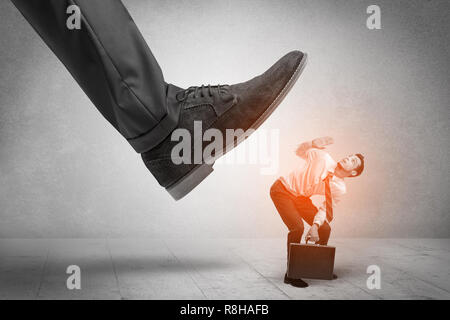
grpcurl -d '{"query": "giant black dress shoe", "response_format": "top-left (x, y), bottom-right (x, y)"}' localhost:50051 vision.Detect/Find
top-left (142, 51), bottom-right (307, 200)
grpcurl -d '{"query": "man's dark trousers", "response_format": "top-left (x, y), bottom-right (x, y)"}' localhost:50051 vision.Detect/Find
top-left (11, 0), bottom-right (177, 153)
top-left (270, 179), bottom-right (331, 261)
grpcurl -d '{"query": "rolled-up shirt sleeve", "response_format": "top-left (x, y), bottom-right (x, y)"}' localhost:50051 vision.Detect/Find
top-left (313, 208), bottom-right (327, 227)
top-left (313, 182), bottom-right (345, 226)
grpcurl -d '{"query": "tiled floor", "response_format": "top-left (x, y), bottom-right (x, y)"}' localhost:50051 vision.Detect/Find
top-left (0, 238), bottom-right (448, 300)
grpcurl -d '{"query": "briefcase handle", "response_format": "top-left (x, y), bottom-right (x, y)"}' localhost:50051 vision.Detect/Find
top-left (305, 236), bottom-right (320, 245)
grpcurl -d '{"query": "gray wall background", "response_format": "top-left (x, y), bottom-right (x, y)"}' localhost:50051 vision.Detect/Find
top-left (0, 0), bottom-right (449, 238)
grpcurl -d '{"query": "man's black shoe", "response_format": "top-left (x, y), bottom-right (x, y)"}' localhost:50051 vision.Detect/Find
top-left (142, 51), bottom-right (307, 200)
top-left (284, 273), bottom-right (309, 288)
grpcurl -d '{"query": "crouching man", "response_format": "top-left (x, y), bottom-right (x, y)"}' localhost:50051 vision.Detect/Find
top-left (270, 136), bottom-right (365, 287)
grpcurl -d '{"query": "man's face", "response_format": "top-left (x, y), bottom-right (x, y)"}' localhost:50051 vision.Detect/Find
top-left (338, 154), bottom-right (361, 174)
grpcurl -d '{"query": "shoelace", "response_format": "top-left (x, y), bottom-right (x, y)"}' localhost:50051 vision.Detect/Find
top-left (176, 84), bottom-right (227, 102)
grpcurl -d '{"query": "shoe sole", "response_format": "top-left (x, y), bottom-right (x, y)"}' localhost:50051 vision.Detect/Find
top-left (167, 53), bottom-right (308, 200)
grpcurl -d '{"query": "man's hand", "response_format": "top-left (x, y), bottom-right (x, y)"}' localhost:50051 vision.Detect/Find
top-left (306, 224), bottom-right (320, 243)
top-left (312, 136), bottom-right (334, 149)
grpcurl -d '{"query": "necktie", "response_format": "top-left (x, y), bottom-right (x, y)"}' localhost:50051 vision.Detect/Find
top-left (324, 174), bottom-right (333, 222)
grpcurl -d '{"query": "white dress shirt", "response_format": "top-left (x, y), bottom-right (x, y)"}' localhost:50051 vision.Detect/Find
top-left (280, 145), bottom-right (346, 226)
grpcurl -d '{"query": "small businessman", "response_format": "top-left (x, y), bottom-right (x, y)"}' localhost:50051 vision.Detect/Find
top-left (270, 136), bottom-right (365, 287)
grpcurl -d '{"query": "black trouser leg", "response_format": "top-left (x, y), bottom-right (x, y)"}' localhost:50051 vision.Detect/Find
top-left (316, 223), bottom-right (331, 245)
top-left (294, 198), bottom-right (332, 246)
top-left (11, 0), bottom-right (179, 152)
top-left (287, 229), bottom-right (303, 258)
top-left (270, 179), bottom-right (332, 264)
top-left (270, 179), bottom-right (307, 265)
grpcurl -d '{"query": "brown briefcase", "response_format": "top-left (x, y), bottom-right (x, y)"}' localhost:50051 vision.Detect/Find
top-left (287, 242), bottom-right (336, 280)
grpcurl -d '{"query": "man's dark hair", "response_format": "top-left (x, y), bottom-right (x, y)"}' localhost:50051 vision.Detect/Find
top-left (353, 153), bottom-right (365, 177)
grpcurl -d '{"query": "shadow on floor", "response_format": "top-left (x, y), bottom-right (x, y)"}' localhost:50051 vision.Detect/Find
top-left (0, 255), bottom-right (236, 276)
